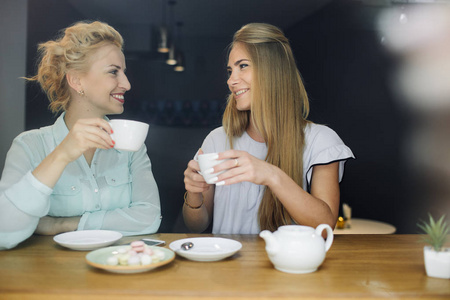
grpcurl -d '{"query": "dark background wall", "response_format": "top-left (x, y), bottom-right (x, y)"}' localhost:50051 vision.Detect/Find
top-left (23, 0), bottom-right (446, 234)
top-left (287, 2), bottom-right (412, 232)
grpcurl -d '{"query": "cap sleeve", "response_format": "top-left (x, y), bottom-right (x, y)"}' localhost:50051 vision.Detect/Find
top-left (303, 124), bottom-right (355, 191)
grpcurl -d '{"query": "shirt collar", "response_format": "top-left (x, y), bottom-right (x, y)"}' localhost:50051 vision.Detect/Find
top-left (52, 112), bottom-right (69, 146)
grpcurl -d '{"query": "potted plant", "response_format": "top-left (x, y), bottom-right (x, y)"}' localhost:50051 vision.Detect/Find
top-left (417, 214), bottom-right (450, 279)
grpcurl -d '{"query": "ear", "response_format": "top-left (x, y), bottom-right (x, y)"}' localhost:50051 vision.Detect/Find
top-left (66, 71), bottom-right (82, 93)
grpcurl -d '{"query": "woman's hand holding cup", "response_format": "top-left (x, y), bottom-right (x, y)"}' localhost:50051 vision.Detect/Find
top-left (209, 150), bottom-right (274, 187)
top-left (184, 149), bottom-right (212, 193)
top-left (186, 149), bottom-right (269, 189)
top-left (197, 153), bottom-right (231, 184)
top-left (56, 118), bottom-right (114, 163)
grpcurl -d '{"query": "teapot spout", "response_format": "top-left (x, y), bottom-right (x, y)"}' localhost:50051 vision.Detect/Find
top-left (259, 230), bottom-right (280, 256)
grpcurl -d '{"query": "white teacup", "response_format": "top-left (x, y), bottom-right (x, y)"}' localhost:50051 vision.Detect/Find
top-left (197, 153), bottom-right (229, 184)
top-left (109, 119), bottom-right (149, 152)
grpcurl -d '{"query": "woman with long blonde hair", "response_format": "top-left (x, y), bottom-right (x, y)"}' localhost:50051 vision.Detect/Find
top-left (183, 23), bottom-right (354, 233)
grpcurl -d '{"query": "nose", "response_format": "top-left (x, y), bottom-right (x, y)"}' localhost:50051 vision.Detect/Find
top-left (227, 70), bottom-right (239, 88)
top-left (120, 73), bottom-right (131, 91)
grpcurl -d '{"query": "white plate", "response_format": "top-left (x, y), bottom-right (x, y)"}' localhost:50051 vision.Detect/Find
top-left (86, 245), bottom-right (175, 274)
top-left (53, 230), bottom-right (123, 251)
top-left (169, 237), bottom-right (242, 262)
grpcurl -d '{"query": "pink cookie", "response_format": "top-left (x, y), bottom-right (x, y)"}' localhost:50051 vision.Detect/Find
top-left (132, 246), bottom-right (145, 253)
top-left (130, 241), bottom-right (145, 248)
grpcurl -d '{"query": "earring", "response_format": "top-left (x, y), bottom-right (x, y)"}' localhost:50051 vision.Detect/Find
top-left (78, 90), bottom-right (85, 96)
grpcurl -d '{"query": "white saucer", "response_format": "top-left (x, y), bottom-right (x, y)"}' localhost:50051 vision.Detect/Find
top-left (53, 230), bottom-right (123, 251)
top-left (169, 237), bottom-right (242, 262)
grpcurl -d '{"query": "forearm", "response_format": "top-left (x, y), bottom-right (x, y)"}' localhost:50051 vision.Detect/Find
top-left (267, 165), bottom-right (339, 228)
top-left (35, 216), bottom-right (80, 235)
top-left (182, 190), bottom-right (214, 233)
top-left (32, 146), bottom-right (70, 189)
top-left (84, 202), bottom-right (162, 235)
top-left (0, 192), bottom-right (41, 250)
top-left (0, 169), bottom-right (54, 249)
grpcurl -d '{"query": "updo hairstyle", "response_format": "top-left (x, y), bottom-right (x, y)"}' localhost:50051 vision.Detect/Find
top-left (28, 21), bottom-right (123, 113)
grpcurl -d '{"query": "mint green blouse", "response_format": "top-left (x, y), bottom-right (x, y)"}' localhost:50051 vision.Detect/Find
top-left (0, 113), bottom-right (161, 250)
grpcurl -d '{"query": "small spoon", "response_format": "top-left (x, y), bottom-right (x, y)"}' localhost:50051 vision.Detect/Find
top-left (180, 242), bottom-right (194, 251)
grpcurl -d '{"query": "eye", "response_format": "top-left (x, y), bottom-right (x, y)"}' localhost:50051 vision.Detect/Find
top-left (239, 63), bottom-right (249, 70)
top-left (109, 69), bottom-right (119, 75)
top-left (226, 68), bottom-right (232, 78)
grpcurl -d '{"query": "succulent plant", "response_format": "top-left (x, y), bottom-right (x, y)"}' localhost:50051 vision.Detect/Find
top-left (418, 214), bottom-right (449, 252)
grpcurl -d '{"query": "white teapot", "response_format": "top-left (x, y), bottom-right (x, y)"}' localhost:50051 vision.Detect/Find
top-left (259, 224), bottom-right (334, 274)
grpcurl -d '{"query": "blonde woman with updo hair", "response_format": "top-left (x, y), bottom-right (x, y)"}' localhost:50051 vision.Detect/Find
top-left (0, 21), bottom-right (161, 250)
top-left (183, 23), bottom-right (354, 234)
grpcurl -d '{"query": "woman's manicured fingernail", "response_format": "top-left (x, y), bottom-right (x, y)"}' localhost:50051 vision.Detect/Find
top-left (204, 168), bottom-right (214, 175)
top-left (208, 177), bottom-right (218, 183)
top-left (215, 181), bottom-right (225, 186)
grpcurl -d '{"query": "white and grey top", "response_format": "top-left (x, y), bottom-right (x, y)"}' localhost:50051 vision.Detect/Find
top-left (197, 123), bottom-right (355, 234)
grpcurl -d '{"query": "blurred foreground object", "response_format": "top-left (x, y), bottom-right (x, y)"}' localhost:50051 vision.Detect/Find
top-left (377, 4), bottom-right (450, 224)
top-left (379, 4), bottom-right (450, 111)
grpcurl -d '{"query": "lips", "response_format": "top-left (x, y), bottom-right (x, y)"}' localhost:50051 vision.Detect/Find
top-left (234, 89), bottom-right (249, 98)
top-left (111, 94), bottom-right (125, 104)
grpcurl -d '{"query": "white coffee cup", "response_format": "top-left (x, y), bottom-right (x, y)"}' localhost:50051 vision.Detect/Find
top-left (109, 119), bottom-right (149, 152)
top-left (197, 153), bottom-right (229, 184)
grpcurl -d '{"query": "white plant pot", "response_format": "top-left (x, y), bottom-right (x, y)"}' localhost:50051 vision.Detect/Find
top-left (424, 246), bottom-right (450, 279)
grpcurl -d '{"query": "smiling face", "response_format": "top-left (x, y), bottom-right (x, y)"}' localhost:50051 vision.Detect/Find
top-left (227, 43), bottom-right (253, 111)
top-left (78, 43), bottom-right (131, 117)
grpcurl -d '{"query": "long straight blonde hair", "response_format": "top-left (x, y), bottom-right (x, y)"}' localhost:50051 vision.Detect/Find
top-left (222, 23), bottom-right (310, 232)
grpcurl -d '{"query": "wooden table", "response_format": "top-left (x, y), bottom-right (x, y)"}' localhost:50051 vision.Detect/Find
top-left (334, 218), bottom-right (397, 234)
top-left (0, 233), bottom-right (449, 299)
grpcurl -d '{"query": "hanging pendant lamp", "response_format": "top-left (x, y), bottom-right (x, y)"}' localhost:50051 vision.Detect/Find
top-left (166, 1), bottom-right (177, 65)
top-left (174, 51), bottom-right (185, 72)
top-left (157, 0), bottom-right (169, 53)
top-left (174, 22), bottom-right (184, 71)
top-left (157, 26), bottom-right (169, 53)
top-left (166, 43), bottom-right (177, 65)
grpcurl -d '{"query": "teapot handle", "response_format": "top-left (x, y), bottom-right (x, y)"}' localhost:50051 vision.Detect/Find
top-left (315, 224), bottom-right (334, 252)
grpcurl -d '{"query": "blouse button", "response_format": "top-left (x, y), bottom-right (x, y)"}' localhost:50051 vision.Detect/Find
top-left (111, 179), bottom-right (116, 183)
top-left (94, 189), bottom-right (99, 193)
top-left (71, 186), bottom-right (76, 191)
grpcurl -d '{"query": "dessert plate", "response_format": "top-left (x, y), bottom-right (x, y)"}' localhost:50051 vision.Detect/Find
top-left (53, 230), bottom-right (122, 251)
top-left (86, 245), bottom-right (175, 274)
top-left (169, 237), bottom-right (242, 262)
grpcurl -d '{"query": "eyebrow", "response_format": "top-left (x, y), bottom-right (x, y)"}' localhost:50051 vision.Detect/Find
top-left (227, 59), bottom-right (250, 69)
top-left (108, 64), bottom-right (126, 72)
